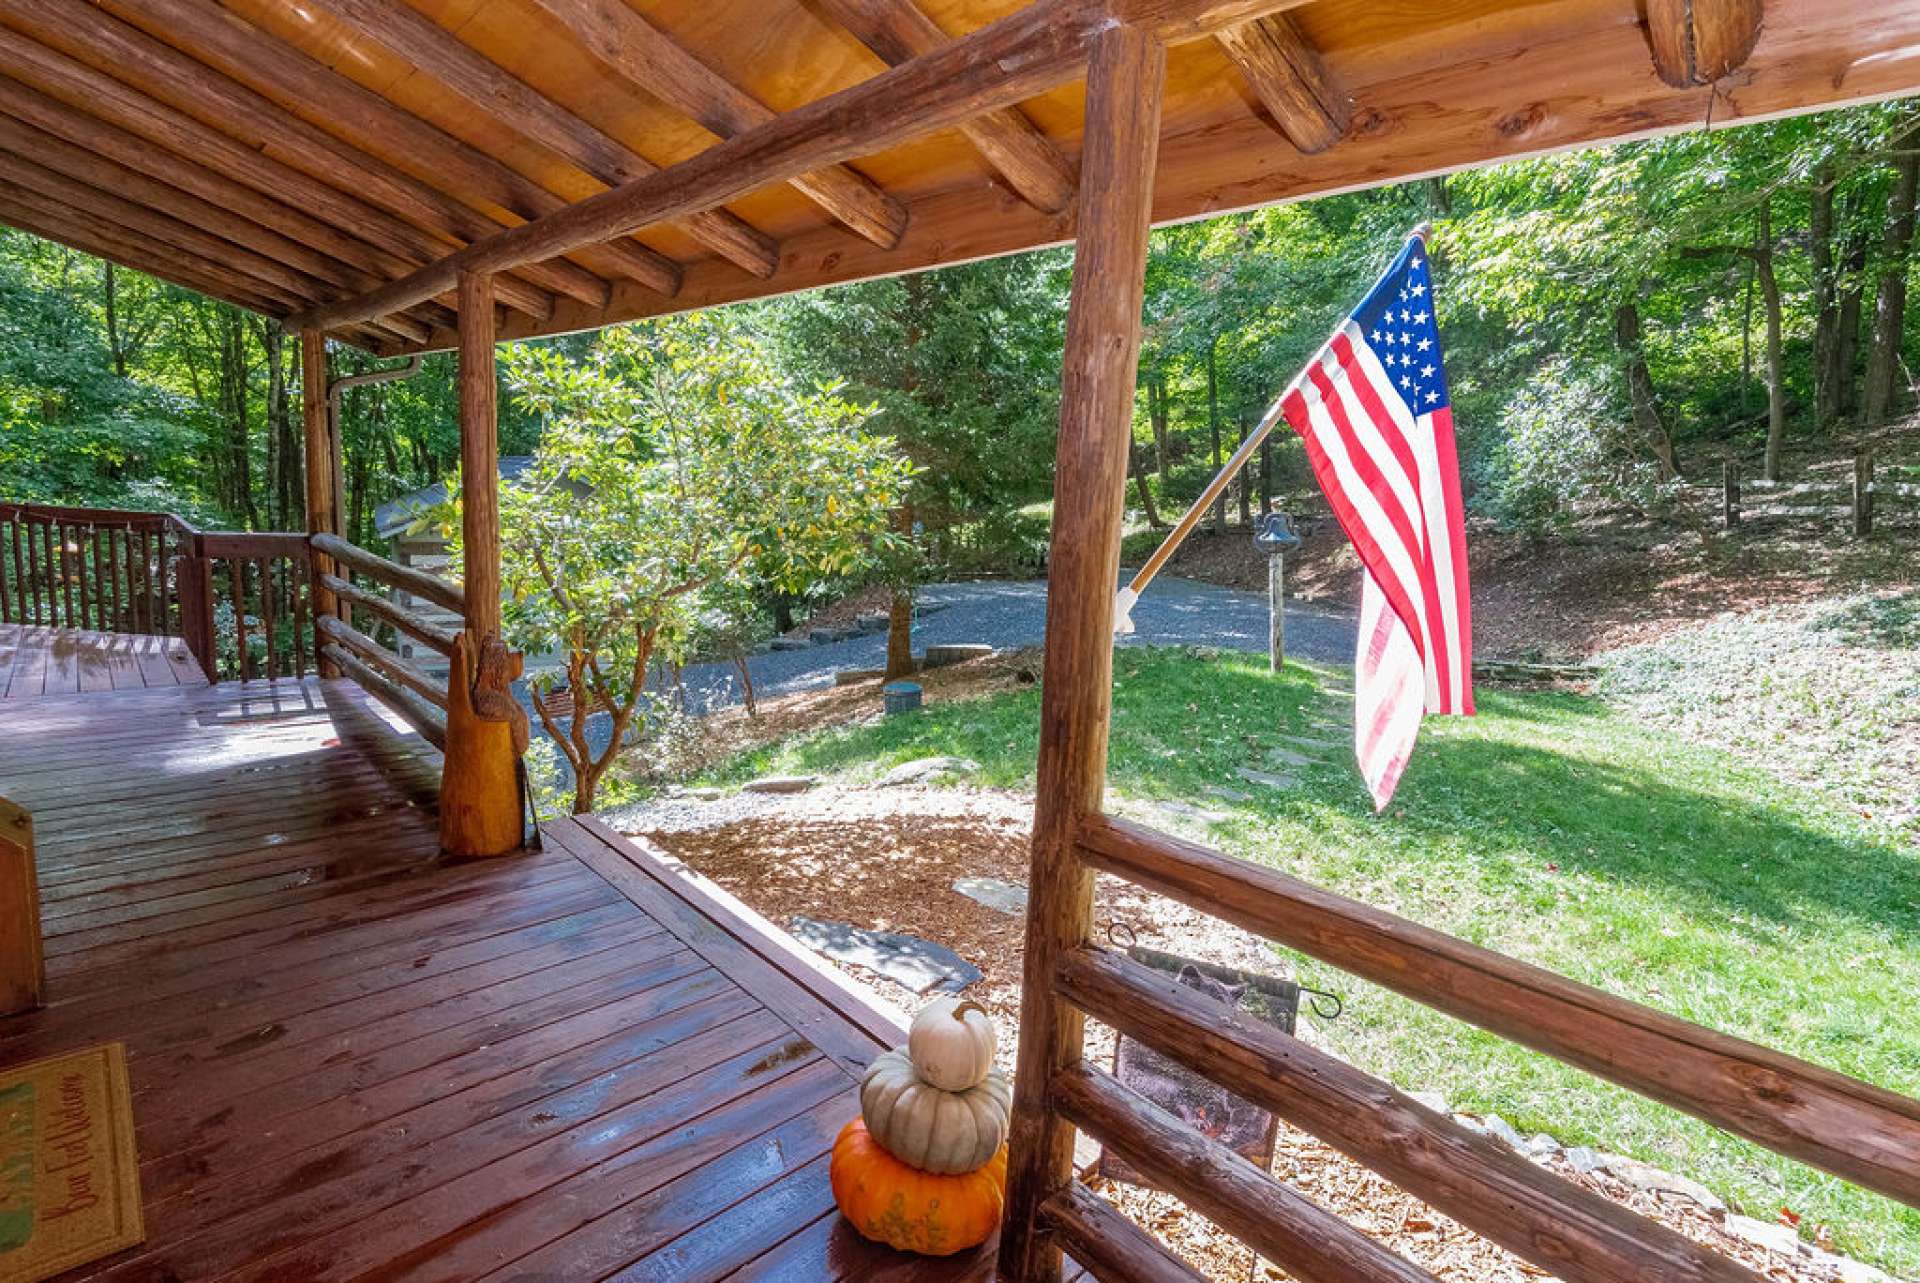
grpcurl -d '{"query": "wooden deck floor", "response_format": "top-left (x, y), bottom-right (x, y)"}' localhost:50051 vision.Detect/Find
top-left (0, 675), bottom-right (1018, 1281)
top-left (0, 623), bottom-right (206, 700)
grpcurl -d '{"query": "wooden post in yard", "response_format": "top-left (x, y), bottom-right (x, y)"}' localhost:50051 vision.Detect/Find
top-left (1854, 449), bottom-right (1874, 537)
top-left (438, 271), bottom-right (526, 858)
top-left (0, 799), bottom-right (42, 1016)
top-left (1268, 550), bottom-right (1286, 671)
top-left (302, 329), bottom-right (341, 679)
top-left (1723, 457), bottom-right (1740, 529)
top-left (1000, 23), bottom-right (1165, 1283)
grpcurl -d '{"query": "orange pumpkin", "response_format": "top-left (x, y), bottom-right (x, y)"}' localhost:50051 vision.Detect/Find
top-left (830, 1118), bottom-right (1008, 1256)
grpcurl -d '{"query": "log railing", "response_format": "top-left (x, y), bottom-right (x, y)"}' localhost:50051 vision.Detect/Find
top-left (1, 502), bottom-right (317, 683)
top-left (1034, 814), bottom-right (1920, 1282)
top-left (309, 532), bottom-right (454, 749)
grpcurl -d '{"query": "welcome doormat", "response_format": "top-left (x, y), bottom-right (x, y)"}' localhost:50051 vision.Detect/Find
top-left (0, 1044), bottom-right (143, 1282)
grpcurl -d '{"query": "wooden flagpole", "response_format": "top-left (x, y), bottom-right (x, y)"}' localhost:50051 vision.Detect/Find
top-left (1113, 222), bottom-right (1431, 634)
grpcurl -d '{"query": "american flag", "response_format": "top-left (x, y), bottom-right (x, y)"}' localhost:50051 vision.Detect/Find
top-left (1278, 232), bottom-right (1473, 809)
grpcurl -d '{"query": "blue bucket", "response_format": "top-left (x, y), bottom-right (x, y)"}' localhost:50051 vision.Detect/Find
top-left (882, 681), bottom-right (923, 715)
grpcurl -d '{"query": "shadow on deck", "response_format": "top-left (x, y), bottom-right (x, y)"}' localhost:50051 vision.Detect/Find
top-left (0, 673), bottom-right (1018, 1281)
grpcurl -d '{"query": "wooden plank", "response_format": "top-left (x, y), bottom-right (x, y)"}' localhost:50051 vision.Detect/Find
top-left (301, 0), bottom-right (781, 279)
top-left (1214, 12), bottom-right (1350, 153)
top-left (807, 0), bottom-right (1075, 213)
top-left (1058, 946), bottom-right (1767, 1283)
top-left (1078, 815), bottom-right (1920, 1209)
top-left (561, 818), bottom-right (905, 1067)
top-left (1039, 1182), bottom-right (1207, 1283)
top-left (528, 0), bottom-right (907, 248)
top-left (1003, 23), bottom-right (1166, 1283)
top-left (1053, 1064), bottom-right (1438, 1283)
top-left (0, 798), bottom-right (43, 1015)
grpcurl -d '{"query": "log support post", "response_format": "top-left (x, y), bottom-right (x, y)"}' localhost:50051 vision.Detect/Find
top-left (1000, 23), bottom-right (1165, 1283)
top-left (1723, 457), bottom-right (1741, 529)
top-left (301, 329), bottom-right (341, 678)
top-left (438, 271), bottom-right (527, 859)
top-left (0, 798), bottom-right (42, 1017)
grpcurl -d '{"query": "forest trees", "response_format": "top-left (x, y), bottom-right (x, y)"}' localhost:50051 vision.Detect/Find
top-left (483, 313), bottom-right (911, 813)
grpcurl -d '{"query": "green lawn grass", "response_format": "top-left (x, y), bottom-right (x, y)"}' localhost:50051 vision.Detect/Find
top-left (703, 646), bottom-right (1920, 1274)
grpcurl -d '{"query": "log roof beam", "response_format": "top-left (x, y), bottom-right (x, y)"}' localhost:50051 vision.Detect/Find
top-left (285, 0), bottom-right (1320, 335)
top-left (807, 0), bottom-right (1076, 213)
top-left (90, 0), bottom-right (680, 301)
top-left (1646, 0), bottom-right (1765, 88)
top-left (528, 0), bottom-right (907, 249)
top-left (0, 110), bottom-right (443, 339)
top-left (0, 181), bottom-right (403, 349)
top-left (1213, 12), bottom-right (1350, 154)
top-left (0, 0), bottom-right (563, 323)
top-left (300, 0), bottom-right (780, 280)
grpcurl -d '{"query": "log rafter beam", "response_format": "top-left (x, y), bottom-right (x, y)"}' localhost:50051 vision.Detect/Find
top-left (301, 0), bottom-right (780, 280)
top-left (807, 0), bottom-right (1076, 214)
top-left (529, 0), bottom-right (907, 249)
top-left (1645, 0), bottom-right (1764, 88)
top-left (0, 120), bottom-right (439, 343)
top-left (0, 0), bottom-right (564, 322)
top-left (287, 0), bottom-right (1317, 335)
top-left (0, 187), bottom-right (389, 349)
top-left (1214, 12), bottom-right (1350, 154)
top-left (91, 0), bottom-right (680, 300)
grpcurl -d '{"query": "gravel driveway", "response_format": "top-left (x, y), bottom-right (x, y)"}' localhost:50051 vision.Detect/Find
top-left (674, 571), bottom-right (1355, 713)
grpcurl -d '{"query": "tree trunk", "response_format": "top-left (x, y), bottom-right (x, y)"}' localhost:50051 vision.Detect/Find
top-left (1614, 298), bottom-right (1681, 481)
top-left (1147, 369), bottom-right (1170, 480)
top-left (102, 261), bottom-right (126, 378)
top-left (1836, 210), bottom-right (1869, 420)
top-left (1739, 259), bottom-right (1754, 425)
top-left (1752, 201), bottom-right (1788, 481)
top-left (1811, 161), bottom-right (1842, 428)
top-left (1129, 444), bottom-right (1163, 527)
top-left (1864, 128), bottom-right (1920, 427)
top-left (1207, 335), bottom-right (1225, 534)
top-left (1259, 434), bottom-right (1273, 514)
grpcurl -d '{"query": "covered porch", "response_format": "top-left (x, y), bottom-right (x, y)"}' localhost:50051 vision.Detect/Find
top-left (0, 670), bottom-right (1029, 1279)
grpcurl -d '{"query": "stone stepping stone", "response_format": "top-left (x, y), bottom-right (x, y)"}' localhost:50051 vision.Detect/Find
top-left (788, 916), bottom-right (983, 994)
top-left (1204, 785), bottom-right (1254, 804)
top-left (953, 877), bottom-right (1028, 916)
top-left (742, 775), bottom-right (817, 794)
top-left (1276, 733), bottom-right (1340, 752)
top-left (1153, 799), bottom-right (1232, 825)
top-left (1263, 746), bottom-right (1322, 769)
top-left (879, 756), bottom-right (980, 787)
top-left (1237, 767), bottom-right (1301, 791)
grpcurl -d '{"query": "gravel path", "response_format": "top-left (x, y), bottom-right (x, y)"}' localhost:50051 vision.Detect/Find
top-left (675, 571), bottom-right (1355, 714)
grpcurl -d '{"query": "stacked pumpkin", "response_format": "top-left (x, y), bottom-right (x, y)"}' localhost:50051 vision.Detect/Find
top-left (831, 997), bottom-right (1013, 1256)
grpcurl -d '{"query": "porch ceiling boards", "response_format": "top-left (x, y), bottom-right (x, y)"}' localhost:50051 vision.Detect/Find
top-left (0, 0), bottom-right (1914, 353)
top-left (0, 675), bottom-right (1024, 1280)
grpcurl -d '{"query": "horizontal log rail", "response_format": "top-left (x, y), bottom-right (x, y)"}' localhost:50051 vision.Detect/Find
top-left (1038, 1181), bottom-right (1205, 1283)
top-left (321, 643), bottom-right (448, 750)
top-left (1076, 814), bottom-right (1920, 1208)
top-left (310, 532), bottom-right (465, 616)
top-left (316, 615), bottom-right (448, 710)
top-left (321, 573), bottom-right (458, 657)
top-left (1052, 1062), bottom-right (1438, 1283)
top-left (1058, 946), bottom-right (1765, 1283)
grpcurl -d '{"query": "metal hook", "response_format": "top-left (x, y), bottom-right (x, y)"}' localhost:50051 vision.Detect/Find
top-left (1104, 920), bottom-right (1138, 950)
top-left (1299, 984), bottom-right (1343, 1021)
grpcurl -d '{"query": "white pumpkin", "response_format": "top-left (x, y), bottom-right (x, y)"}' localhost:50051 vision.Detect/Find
top-left (908, 998), bottom-right (997, 1091)
top-left (860, 1047), bottom-right (1012, 1175)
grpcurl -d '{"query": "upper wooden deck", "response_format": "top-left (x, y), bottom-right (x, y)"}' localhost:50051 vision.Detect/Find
top-left (0, 667), bottom-right (1019, 1281)
top-left (0, 623), bottom-right (205, 701)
